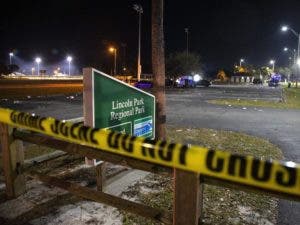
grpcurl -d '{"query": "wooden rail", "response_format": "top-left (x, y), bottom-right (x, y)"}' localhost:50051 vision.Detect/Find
top-left (14, 130), bottom-right (172, 175)
top-left (1, 126), bottom-right (201, 224)
top-left (28, 171), bottom-right (172, 224)
top-left (2, 125), bottom-right (299, 224)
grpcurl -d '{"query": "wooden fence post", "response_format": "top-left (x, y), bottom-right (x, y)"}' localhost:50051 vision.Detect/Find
top-left (0, 123), bottom-right (26, 198)
top-left (173, 169), bottom-right (203, 225)
top-left (95, 162), bottom-right (106, 191)
top-left (83, 67), bottom-right (107, 191)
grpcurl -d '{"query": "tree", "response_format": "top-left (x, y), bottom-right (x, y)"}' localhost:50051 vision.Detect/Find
top-left (166, 51), bottom-right (202, 79)
top-left (152, 0), bottom-right (166, 139)
top-left (277, 67), bottom-right (292, 81)
top-left (0, 63), bottom-right (8, 75)
top-left (234, 64), bottom-right (256, 76)
top-left (287, 64), bottom-right (300, 86)
top-left (216, 70), bottom-right (229, 82)
top-left (259, 67), bottom-right (272, 81)
top-left (7, 64), bottom-right (19, 73)
top-left (0, 63), bottom-right (19, 75)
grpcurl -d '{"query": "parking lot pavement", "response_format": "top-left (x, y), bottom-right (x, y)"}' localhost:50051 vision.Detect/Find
top-left (166, 85), bottom-right (300, 225)
top-left (0, 85), bottom-right (299, 224)
top-left (166, 85), bottom-right (299, 154)
top-left (167, 84), bottom-right (283, 101)
top-left (0, 94), bottom-right (84, 120)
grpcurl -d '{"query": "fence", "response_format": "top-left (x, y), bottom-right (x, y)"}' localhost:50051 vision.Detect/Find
top-left (0, 107), bottom-right (300, 225)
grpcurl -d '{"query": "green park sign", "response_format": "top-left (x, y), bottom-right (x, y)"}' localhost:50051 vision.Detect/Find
top-left (83, 68), bottom-right (155, 139)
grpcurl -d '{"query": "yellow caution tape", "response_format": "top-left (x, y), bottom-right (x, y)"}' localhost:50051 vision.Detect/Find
top-left (0, 107), bottom-right (299, 198)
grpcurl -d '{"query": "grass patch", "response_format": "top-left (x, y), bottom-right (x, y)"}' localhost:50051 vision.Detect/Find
top-left (122, 127), bottom-right (283, 225)
top-left (208, 87), bottom-right (300, 109)
top-left (122, 174), bottom-right (172, 225)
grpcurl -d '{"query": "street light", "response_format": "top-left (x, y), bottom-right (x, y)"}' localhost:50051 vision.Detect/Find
top-left (66, 56), bottom-right (72, 76)
top-left (281, 26), bottom-right (288, 32)
top-left (9, 52), bottom-right (14, 65)
top-left (133, 4), bottom-right (143, 81)
top-left (283, 47), bottom-right (297, 64)
top-left (35, 57), bottom-right (41, 76)
top-left (282, 25), bottom-right (300, 86)
top-left (240, 58), bottom-right (244, 67)
top-left (281, 25), bottom-right (300, 62)
top-left (31, 67), bottom-right (35, 75)
top-left (109, 47), bottom-right (117, 75)
top-left (270, 60), bottom-right (275, 71)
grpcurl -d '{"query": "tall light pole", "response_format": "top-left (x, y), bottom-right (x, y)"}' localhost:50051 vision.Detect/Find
top-left (283, 47), bottom-right (296, 64)
top-left (282, 25), bottom-right (300, 86)
top-left (240, 58), bottom-right (244, 67)
top-left (270, 60), bottom-right (275, 71)
top-left (9, 52), bottom-right (14, 65)
top-left (121, 43), bottom-right (127, 74)
top-left (31, 67), bottom-right (35, 75)
top-left (35, 57), bottom-right (41, 76)
top-left (284, 48), bottom-right (294, 82)
top-left (109, 47), bottom-right (117, 75)
top-left (66, 56), bottom-right (72, 76)
top-left (133, 4), bottom-right (143, 81)
top-left (282, 25), bottom-right (300, 60)
top-left (184, 28), bottom-right (189, 57)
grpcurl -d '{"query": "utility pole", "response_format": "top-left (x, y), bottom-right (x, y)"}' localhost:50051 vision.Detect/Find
top-left (185, 28), bottom-right (189, 57)
top-left (109, 47), bottom-right (117, 75)
top-left (121, 43), bottom-right (127, 74)
top-left (292, 33), bottom-right (299, 86)
top-left (134, 4), bottom-right (143, 81)
top-left (114, 49), bottom-right (117, 75)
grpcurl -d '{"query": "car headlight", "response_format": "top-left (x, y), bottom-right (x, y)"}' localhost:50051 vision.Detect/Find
top-left (193, 74), bottom-right (201, 82)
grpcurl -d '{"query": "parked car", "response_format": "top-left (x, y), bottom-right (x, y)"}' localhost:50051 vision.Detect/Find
top-left (268, 73), bottom-right (281, 87)
top-left (197, 79), bottom-right (211, 87)
top-left (176, 76), bottom-right (196, 88)
top-left (253, 78), bottom-right (262, 84)
top-left (165, 78), bottom-right (175, 87)
top-left (268, 80), bottom-right (279, 87)
top-left (134, 80), bottom-right (153, 89)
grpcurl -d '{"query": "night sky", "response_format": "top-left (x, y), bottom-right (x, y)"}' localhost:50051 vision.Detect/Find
top-left (1, 0), bottom-right (300, 75)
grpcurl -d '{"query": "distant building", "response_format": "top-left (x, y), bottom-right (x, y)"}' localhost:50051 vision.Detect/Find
top-left (40, 70), bottom-right (47, 75)
top-left (231, 66), bottom-right (254, 84)
top-left (231, 73), bottom-right (254, 83)
top-left (141, 73), bottom-right (153, 80)
top-left (115, 75), bottom-right (134, 84)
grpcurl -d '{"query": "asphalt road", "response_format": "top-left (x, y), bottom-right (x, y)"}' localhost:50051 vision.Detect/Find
top-left (0, 79), bottom-right (83, 98)
top-left (0, 84), bottom-right (299, 224)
